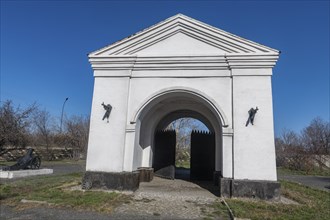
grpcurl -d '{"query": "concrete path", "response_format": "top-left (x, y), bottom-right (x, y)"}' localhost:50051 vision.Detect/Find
top-left (111, 177), bottom-right (226, 219)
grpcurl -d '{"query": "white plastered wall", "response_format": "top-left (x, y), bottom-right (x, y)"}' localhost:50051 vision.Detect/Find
top-left (85, 69), bottom-right (276, 181)
top-left (126, 76), bottom-right (232, 125)
top-left (86, 76), bottom-right (130, 172)
top-left (232, 69), bottom-right (277, 181)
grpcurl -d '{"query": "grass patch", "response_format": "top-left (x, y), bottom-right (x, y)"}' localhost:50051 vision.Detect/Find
top-left (277, 167), bottom-right (330, 176)
top-left (0, 172), bottom-right (131, 213)
top-left (211, 180), bottom-right (330, 220)
top-left (41, 159), bottom-right (86, 166)
top-left (199, 201), bottom-right (231, 220)
top-left (0, 159), bottom-right (86, 167)
top-left (210, 201), bottom-right (231, 218)
top-left (0, 161), bottom-right (16, 166)
top-left (176, 160), bottom-right (190, 169)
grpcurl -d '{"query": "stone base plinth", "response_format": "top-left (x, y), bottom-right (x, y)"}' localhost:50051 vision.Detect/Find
top-left (213, 171), bottom-right (222, 186)
top-left (137, 167), bottom-right (154, 182)
top-left (219, 178), bottom-right (281, 200)
top-left (82, 171), bottom-right (140, 191)
top-left (0, 169), bottom-right (53, 179)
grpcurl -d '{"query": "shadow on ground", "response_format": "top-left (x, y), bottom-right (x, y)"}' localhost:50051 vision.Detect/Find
top-left (175, 167), bottom-right (220, 197)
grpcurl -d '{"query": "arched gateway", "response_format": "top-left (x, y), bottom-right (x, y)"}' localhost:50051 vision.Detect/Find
top-left (83, 14), bottom-right (281, 199)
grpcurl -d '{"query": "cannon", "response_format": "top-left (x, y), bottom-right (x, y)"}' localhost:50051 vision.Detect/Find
top-left (2, 148), bottom-right (41, 171)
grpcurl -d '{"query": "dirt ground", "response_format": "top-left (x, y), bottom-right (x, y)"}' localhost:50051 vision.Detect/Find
top-left (2, 161), bottom-right (329, 219)
top-left (1, 162), bottom-right (228, 220)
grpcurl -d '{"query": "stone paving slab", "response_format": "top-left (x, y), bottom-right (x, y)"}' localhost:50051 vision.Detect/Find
top-left (0, 169), bottom-right (53, 179)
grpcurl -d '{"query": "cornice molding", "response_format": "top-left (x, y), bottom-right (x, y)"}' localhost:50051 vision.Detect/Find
top-left (89, 14), bottom-right (280, 76)
top-left (90, 54), bottom-right (279, 75)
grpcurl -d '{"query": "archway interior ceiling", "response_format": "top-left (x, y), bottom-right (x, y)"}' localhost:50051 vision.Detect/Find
top-left (156, 109), bottom-right (214, 133)
top-left (139, 93), bottom-right (223, 130)
top-left (138, 92), bottom-right (223, 151)
top-left (143, 97), bottom-right (219, 132)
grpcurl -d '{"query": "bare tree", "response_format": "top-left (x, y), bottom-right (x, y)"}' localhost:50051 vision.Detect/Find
top-left (0, 100), bottom-right (91, 161)
top-left (275, 129), bottom-right (308, 170)
top-left (166, 118), bottom-right (204, 149)
top-left (301, 117), bottom-right (330, 170)
top-left (166, 118), bottom-right (208, 166)
top-left (301, 117), bottom-right (330, 154)
top-left (0, 100), bottom-right (36, 153)
top-left (64, 115), bottom-right (90, 159)
top-left (33, 109), bottom-right (54, 160)
top-left (275, 117), bottom-right (330, 172)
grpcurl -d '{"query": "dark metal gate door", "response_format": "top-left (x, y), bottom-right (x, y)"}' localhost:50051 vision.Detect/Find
top-left (190, 130), bottom-right (215, 181)
top-left (153, 130), bottom-right (176, 179)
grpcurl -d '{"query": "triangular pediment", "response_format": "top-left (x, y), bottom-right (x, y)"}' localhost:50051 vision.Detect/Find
top-left (90, 14), bottom-right (279, 57)
top-left (131, 32), bottom-right (227, 55)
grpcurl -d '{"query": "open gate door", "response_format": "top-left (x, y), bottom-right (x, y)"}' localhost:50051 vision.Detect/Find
top-left (190, 131), bottom-right (215, 181)
top-left (153, 130), bottom-right (176, 179)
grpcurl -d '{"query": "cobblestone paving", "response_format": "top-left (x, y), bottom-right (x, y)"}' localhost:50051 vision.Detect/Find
top-left (112, 177), bottom-right (227, 219)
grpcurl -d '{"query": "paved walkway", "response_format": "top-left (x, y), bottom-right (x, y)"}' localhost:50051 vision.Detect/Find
top-left (278, 174), bottom-right (330, 191)
top-left (111, 177), bottom-right (226, 219)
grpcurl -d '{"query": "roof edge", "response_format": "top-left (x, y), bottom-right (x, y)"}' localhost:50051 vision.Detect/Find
top-left (89, 14), bottom-right (280, 56)
top-left (89, 14), bottom-right (183, 56)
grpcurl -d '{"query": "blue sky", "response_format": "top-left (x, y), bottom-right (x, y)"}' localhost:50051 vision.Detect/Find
top-left (1, 0), bottom-right (329, 135)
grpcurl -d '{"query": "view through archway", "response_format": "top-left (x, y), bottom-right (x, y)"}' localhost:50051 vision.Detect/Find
top-left (166, 117), bottom-right (208, 166)
top-left (153, 117), bottom-right (215, 180)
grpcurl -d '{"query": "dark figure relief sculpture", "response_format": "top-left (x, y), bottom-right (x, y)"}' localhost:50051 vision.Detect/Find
top-left (102, 102), bottom-right (112, 123)
top-left (245, 107), bottom-right (259, 127)
top-left (2, 148), bottom-right (41, 171)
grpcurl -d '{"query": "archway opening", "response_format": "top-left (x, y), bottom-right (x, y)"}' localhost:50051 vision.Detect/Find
top-left (133, 89), bottom-right (227, 187)
top-left (153, 114), bottom-right (215, 181)
top-left (166, 117), bottom-right (209, 169)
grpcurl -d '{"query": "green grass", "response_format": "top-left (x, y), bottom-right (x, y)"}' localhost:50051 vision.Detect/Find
top-left (1, 163), bottom-right (329, 218)
top-left (211, 180), bottom-right (330, 220)
top-left (204, 201), bottom-right (231, 219)
top-left (0, 161), bottom-right (16, 166)
top-left (0, 172), bottom-right (131, 213)
top-left (41, 159), bottom-right (86, 165)
top-left (0, 159), bottom-right (86, 167)
top-left (176, 160), bottom-right (190, 169)
top-left (277, 167), bottom-right (330, 176)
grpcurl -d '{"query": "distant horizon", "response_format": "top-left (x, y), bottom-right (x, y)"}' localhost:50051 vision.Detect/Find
top-left (1, 1), bottom-right (329, 136)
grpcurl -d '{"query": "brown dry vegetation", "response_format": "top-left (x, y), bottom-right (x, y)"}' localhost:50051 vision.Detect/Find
top-left (0, 100), bottom-right (89, 160)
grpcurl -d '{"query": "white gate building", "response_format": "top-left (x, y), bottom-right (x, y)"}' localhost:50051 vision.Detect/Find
top-left (83, 14), bottom-right (281, 199)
